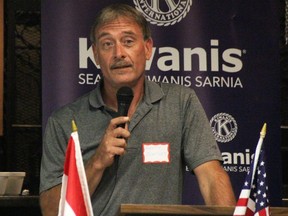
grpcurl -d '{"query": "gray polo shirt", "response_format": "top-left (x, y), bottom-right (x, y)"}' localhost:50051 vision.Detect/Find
top-left (40, 80), bottom-right (222, 216)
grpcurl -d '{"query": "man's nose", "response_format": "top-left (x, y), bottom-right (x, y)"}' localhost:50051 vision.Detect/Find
top-left (114, 43), bottom-right (126, 59)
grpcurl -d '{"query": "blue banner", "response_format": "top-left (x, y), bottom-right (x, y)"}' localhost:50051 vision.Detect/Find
top-left (42, 0), bottom-right (282, 205)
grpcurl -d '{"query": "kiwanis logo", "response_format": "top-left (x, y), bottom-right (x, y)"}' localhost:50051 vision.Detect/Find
top-left (210, 113), bottom-right (238, 143)
top-left (133, 0), bottom-right (192, 26)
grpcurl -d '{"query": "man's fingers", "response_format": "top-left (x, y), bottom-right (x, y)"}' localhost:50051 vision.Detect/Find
top-left (109, 116), bottom-right (130, 129)
top-left (113, 127), bottom-right (130, 139)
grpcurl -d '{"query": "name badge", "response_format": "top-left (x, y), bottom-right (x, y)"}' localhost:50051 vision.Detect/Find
top-left (142, 143), bottom-right (170, 164)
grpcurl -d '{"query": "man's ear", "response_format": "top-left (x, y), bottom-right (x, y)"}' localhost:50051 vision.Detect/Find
top-left (144, 38), bottom-right (153, 60)
top-left (92, 43), bottom-right (99, 65)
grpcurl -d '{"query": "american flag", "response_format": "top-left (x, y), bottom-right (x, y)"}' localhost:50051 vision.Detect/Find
top-left (233, 148), bottom-right (270, 216)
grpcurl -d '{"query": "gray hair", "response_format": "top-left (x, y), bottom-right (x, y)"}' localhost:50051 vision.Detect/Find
top-left (90, 3), bottom-right (151, 43)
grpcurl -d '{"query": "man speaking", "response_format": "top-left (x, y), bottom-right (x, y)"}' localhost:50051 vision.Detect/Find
top-left (39, 3), bottom-right (236, 216)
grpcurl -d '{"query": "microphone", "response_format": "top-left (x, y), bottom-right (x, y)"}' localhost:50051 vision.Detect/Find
top-left (114, 87), bottom-right (133, 161)
top-left (116, 86), bottom-right (134, 128)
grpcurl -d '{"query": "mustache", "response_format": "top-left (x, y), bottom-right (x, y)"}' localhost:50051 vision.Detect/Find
top-left (110, 60), bottom-right (132, 69)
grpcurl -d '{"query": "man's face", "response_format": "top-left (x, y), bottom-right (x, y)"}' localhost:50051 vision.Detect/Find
top-left (92, 17), bottom-right (153, 89)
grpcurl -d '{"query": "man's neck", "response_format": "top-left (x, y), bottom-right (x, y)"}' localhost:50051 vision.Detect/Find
top-left (101, 80), bottom-right (145, 117)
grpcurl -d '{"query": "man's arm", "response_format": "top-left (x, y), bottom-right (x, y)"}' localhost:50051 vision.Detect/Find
top-left (39, 163), bottom-right (105, 216)
top-left (84, 116), bottom-right (130, 195)
top-left (40, 185), bottom-right (61, 216)
top-left (39, 117), bottom-right (130, 215)
top-left (194, 160), bottom-right (236, 206)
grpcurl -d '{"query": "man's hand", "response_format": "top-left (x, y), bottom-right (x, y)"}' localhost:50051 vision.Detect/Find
top-left (84, 116), bottom-right (130, 195)
top-left (92, 116), bottom-right (130, 169)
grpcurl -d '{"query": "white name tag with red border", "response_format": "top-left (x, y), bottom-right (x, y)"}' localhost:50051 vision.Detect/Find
top-left (142, 143), bottom-right (170, 164)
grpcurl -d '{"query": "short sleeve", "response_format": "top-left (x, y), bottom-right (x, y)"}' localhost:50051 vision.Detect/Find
top-left (181, 91), bottom-right (222, 171)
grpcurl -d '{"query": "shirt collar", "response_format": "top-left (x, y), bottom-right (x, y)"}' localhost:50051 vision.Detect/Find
top-left (88, 78), bottom-right (164, 109)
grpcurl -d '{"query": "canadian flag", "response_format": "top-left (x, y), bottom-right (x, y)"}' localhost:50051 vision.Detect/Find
top-left (58, 121), bottom-right (94, 216)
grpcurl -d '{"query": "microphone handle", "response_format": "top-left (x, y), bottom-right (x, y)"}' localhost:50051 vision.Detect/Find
top-left (117, 102), bottom-right (130, 128)
top-left (115, 101), bottom-right (130, 161)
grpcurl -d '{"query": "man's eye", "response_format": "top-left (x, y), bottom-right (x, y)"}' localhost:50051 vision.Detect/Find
top-left (102, 41), bottom-right (114, 49)
top-left (124, 39), bottom-right (134, 46)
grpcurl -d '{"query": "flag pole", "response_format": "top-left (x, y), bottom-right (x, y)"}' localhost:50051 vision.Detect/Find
top-left (260, 123), bottom-right (267, 139)
top-left (72, 119), bottom-right (77, 132)
top-left (250, 123), bottom-right (267, 188)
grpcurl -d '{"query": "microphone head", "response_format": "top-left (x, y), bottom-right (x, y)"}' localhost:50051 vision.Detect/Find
top-left (117, 86), bottom-right (134, 104)
top-left (116, 86), bottom-right (134, 117)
